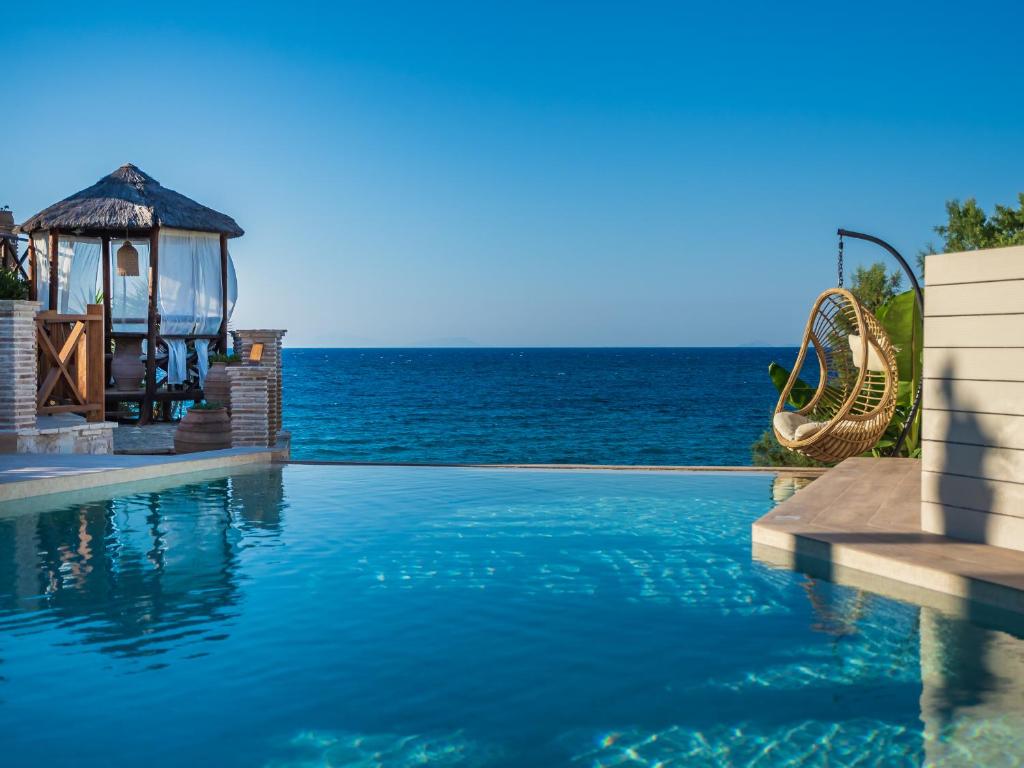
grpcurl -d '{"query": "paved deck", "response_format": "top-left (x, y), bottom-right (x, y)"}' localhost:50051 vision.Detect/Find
top-left (0, 448), bottom-right (275, 503)
top-left (753, 457), bottom-right (1024, 614)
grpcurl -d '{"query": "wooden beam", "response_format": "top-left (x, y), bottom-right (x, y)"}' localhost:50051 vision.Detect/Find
top-left (101, 236), bottom-right (112, 416)
top-left (101, 236), bottom-right (112, 337)
top-left (86, 304), bottom-right (105, 422)
top-left (27, 235), bottom-right (37, 302)
top-left (219, 233), bottom-right (229, 353)
top-left (48, 230), bottom-right (58, 311)
top-left (141, 228), bottom-right (159, 425)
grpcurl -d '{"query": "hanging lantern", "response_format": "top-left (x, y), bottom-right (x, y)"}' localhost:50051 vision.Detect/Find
top-left (116, 239), bottom-right (139, 276)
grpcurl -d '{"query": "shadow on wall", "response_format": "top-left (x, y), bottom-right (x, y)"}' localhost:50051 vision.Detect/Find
top-left (936, 362), bottom-right (993, 546)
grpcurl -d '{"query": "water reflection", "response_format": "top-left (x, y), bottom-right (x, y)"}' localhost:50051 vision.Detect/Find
top-left (0, 467), bottom-right (285, 659)
top-left (754, 543), bottom-right (1024, 766)
top-left (920, 606), bottom-right (1024, 766)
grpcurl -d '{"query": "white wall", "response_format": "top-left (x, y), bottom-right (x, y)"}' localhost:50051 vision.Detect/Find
top-left (922, 245), bottom-right (1024, 551)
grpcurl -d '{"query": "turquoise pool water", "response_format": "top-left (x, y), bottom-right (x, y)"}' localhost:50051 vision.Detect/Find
top-left (1, 466), bottom-right (1023, 767)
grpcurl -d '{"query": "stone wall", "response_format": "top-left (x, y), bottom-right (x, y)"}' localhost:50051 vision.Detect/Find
top-left (226, 365), bottom-right (271, 447)
top-left (17, 416), bottom-right (115, 454)
top-left (922, 244), bottom-right (1024, 551)
top-left (0, 300), bottom-right (39, 452)
top-left (232, 329), bottom-right (286, 445)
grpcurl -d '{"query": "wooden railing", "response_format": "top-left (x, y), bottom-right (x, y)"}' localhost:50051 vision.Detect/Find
top-left (36, 304), bottom-right (105, 422)
top-left (0, 236), bottom-right (31, 284)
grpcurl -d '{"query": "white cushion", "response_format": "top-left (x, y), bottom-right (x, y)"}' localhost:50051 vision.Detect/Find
top-left (848, 334), bottom-right (887, 372)
top-left (774, 411), bottom-right (826, 442)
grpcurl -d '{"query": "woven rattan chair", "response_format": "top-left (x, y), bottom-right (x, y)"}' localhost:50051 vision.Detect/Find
top-left (772, 288), bottom-right (899, 463)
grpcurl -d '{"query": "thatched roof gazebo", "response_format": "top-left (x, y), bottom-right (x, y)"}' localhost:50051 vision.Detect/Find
top-left (19, 164), bottom-right (244, 238)
top-left (18, 164), bottom-right (243, 424)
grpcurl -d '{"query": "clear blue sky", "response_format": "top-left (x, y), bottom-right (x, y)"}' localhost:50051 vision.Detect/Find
top-left (6, 1), bottom-right (1022, 346)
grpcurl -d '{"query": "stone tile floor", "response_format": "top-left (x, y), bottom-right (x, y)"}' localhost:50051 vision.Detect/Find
top-left (753, 457), bottom-right (1024, 614)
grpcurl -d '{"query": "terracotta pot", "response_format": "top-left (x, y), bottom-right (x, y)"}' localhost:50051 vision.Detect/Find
top-left (111, 337), bottom-right (146, 390)
top-left (174, 407), bottom-right (232, 454)
top-left (203, 362), bottom-right (232, 412)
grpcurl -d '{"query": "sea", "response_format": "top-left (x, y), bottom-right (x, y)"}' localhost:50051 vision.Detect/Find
top-left (282, 348), bottom-right (797, 465)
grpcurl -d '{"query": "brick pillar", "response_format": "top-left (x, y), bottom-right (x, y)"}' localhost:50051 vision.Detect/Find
top-left (0, 300), bottom-right (39, 450)
top-left (226, 365), bottom-right (271, 447)
top-left (231, 329), bottom-right (286, 443)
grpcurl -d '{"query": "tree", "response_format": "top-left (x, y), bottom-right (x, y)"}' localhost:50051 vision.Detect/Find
top-left (919, 193), bottom-right (1024, 271)
top-left (849, 263), bottom-right (902, 313)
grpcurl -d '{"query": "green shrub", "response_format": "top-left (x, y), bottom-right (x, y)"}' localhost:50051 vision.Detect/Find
top-left (208, 353), bottom-right (241, 365)
top-left (751, 429), bottom-right (830, 468)
top-left (0, 267), bottom-right (28, 300)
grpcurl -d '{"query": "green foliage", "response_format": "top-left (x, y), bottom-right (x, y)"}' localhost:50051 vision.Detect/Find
top-left (920, 193), bottom-right (1024, 270)
top-left (873, 289), bottom-right (923, 457)
top-left (751, 429), bottom-right (829, 468)
top-left (192, 400), bottom-right (226, 410)
top-left (936, 194), bottom-right (1024, 251)
top-left (0, 267), bottom-right (29, 300)
top-left (208, 353), bottom-right (241, 365)
top-left (768, 361), bottom-right (814, 410)
top-left (849, 262), bottom-right (902, 313)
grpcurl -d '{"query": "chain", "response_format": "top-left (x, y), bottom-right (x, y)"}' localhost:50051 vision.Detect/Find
top-left (837, 235), bottom-right (844, 287)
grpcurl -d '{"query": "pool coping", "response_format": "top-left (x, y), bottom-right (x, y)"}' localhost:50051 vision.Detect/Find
top-left (287, 460), bottom-right (829, 474)
top-left (0, 454), bottom-right (826, 503)
top-left (0, 448), bottom-right (276, 503)
top-left (752, 457), bottom-right (1024, 615)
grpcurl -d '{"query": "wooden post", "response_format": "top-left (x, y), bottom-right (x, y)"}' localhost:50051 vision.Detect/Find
top-left (101, 236), bottom-right (112, 337)
top-left (27, 235), bottom-right (37, 302)
top-left (86, 304), bottom-right (105, 423)
top-left (101, 236), bottom-right (112, 418)
top-left (141, 228), bottom-right (159, 425)
top-left (48, 230), bottom-right (58, 311)
top-left (219, 234), bottom-right (229, 353)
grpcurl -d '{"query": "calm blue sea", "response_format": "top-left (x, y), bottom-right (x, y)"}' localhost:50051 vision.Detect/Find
top-left (282, 348), bottom-right (796, 465)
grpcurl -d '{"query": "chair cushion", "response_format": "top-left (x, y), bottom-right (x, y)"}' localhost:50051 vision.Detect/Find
top-left (774, 411), bottom-right (826, 442)
top-left (848, 334), bottom-right (887, 372)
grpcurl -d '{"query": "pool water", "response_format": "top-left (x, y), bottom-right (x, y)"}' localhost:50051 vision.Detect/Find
top-left (1, 465), bottom-right (1023, 767)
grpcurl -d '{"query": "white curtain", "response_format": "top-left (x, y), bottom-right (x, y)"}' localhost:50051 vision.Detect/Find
top-left (31, 233), bottom-right (102, 312)
top-left (66, 239), bottom-right (101, 313)
top-left (110, 239), bottom-right (151, 334)
top-left (157, 228), bottom-right (229, 385)
top-left (32, 233), bottom-right (50, 308)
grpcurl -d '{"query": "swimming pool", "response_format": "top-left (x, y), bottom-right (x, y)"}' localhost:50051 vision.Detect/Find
top-left (1, 465), bottom-right (1022, 767)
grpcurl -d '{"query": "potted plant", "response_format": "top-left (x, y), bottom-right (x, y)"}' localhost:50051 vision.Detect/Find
top-left (204, 353), bottom-right (241, 412)
top-left (174, 401), bottom-right (231, 453)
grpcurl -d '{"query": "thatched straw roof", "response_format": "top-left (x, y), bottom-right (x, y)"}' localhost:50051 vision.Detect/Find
top-left (18, 164), bottom-right (244, 237)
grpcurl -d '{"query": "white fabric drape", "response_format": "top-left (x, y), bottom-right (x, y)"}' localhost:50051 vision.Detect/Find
top-left (157, 228), bottom-right (228, 385)
top-left (66, 239), bottom-right (101, 313)
top-left (31, 233), bottom-right (102, 312)
top-left (32, 234), bottom-right (50, 308)
top-left (110, 239), bottom-right (151, 334)
top-left (195, 339), bottom-right (210, 386)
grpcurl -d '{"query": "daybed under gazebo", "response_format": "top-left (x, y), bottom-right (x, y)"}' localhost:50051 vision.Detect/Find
top-left (18, 163), bottom-right (242, 424)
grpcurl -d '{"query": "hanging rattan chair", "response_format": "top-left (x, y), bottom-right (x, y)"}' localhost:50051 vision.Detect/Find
top-left (772, 288), bottom-right (899, 463)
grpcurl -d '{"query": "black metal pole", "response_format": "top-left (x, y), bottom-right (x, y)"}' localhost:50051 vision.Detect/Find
top-left (837, 228), bottom-right (924, 457)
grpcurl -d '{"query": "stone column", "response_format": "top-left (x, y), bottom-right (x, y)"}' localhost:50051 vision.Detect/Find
top-left (0, 300), bottom-right (39, 452)
top-left (232, 329), bottom-right (286, 443)
top-left (226, 365), bottom-right (271, 447)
